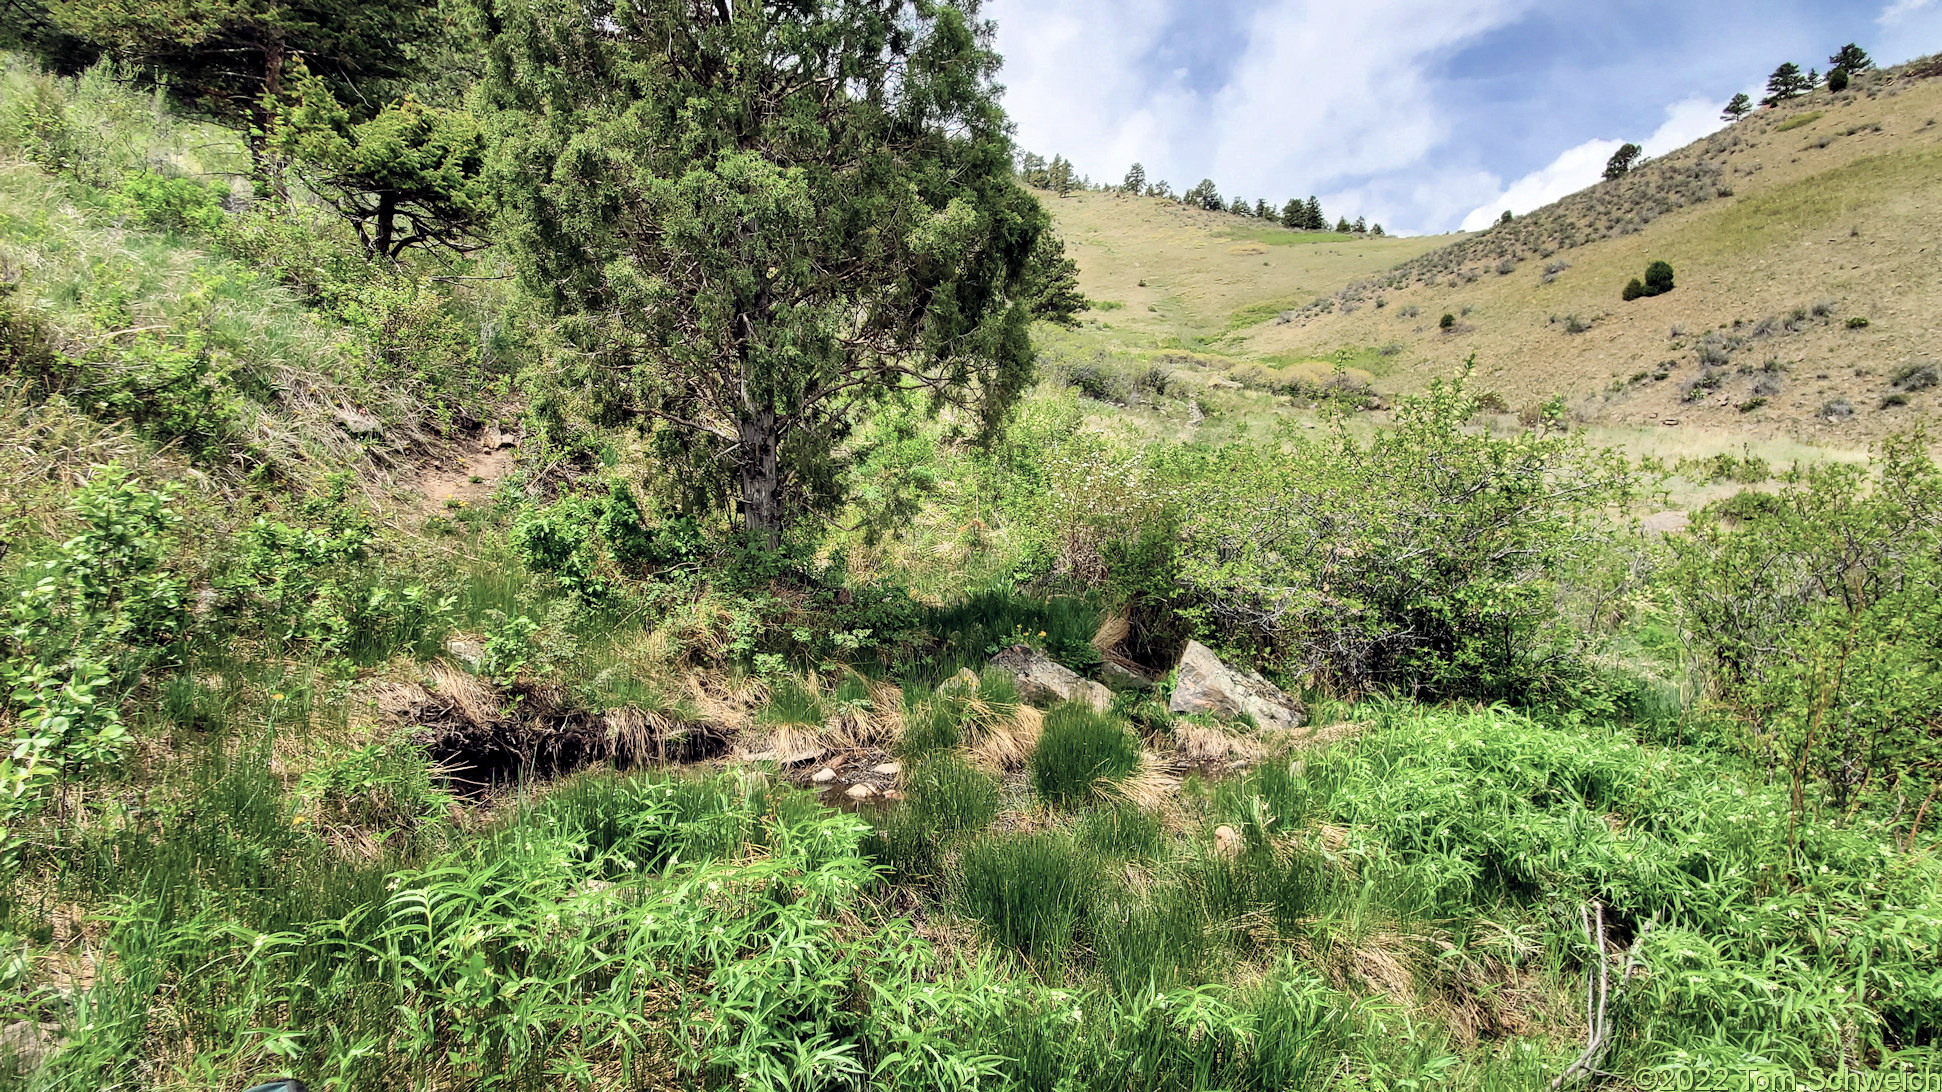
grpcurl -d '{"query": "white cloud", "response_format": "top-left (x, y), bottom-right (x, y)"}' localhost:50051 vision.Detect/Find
top-left (1879, 0), bottom-right (1936, 24)
top-left (1456, 96), bottom-right (1724, 232)
top-left (988, 0), bottom-right (1534, 232)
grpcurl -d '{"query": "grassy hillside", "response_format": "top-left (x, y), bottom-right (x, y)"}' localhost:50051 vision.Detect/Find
top-left (1046, 58), bottom-right (1942, 455)
top-left (2, 48), bottom-right (1940, 1092)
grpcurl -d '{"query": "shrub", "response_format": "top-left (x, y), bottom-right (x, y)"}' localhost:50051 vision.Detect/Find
top-left (1891, 361), bottom-right (1938, 392)
top-left (1827, 67), bottom-right (1850, 93)
top-left (1644, 261), bottom-right (1675, 294)
top-left (120, 173), bottom-right (227, 235)
top-left (1029, 704), bottom-right (1140, 806)
top-left (1622, 278), bottom-right (1645, 301)
top-left (956, 831), bottom-right (1102, 966)
top-left (1172, 364), bottom-right (1636, 702)
top-left (1846, 316), bottom-right (1869, 329)
top-left (906, 754), bottom-right (1000, 833)
top-left (1821, 398), bottom-right (1854, 419)
top-left (1668, 434), bottom-right (1942, 816)
top-left (1881, 392), bottom-right (1910, 408)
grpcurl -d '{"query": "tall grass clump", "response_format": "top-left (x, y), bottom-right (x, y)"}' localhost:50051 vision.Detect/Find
top-left (956, 831), bottom-right (1105, 967)
top-left (906, 753), bottom-right (1000, 833)
top-left (1030, 704), bottom-right (1140, 806)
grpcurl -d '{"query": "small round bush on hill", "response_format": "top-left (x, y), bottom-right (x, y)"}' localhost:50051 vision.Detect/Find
top-left (1030, 704), bottom-right (1140, 806)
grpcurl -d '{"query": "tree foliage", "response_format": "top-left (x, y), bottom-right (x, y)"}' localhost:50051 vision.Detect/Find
top-left (1763, 62), bottom-right (1813, 106)
top-left (478, 0), bottom-right (1075, 544)
top-left (1602, 142), bottom-right (1642, 181)
top-left (1120, 161), bottom-right (1144, 195)
top-left (1183, 179), bottom-right (1222, 211)
top-left (35, 0), bottom-right (434, 171)
top-left (1828, 43), bottom-right (1872, 73)
top-left (272, 64), bottom-right (488, 258)
top-left (1722, 92), bottom-right (1752, 120)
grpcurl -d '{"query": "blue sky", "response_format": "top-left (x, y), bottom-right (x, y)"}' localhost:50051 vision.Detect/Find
top-left (987, 0), bottom-right (1942, 234)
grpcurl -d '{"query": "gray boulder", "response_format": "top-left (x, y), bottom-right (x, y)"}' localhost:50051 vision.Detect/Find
top-left (1168, 641), bottom-right (1303, 731)
top-left (990, 645), bottom-right (1112, 713)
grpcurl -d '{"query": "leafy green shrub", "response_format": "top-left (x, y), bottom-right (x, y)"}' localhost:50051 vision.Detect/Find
top-left (956, 831), bottom-right (1103, 966)
top-left (1621, 278), bottom-right (1645, 301)
top-left (1030, 704), bottom-right (1140, 806)
top-left (1173, 365), bottom-right (1636, 702)
top-left (120, 172), bottom-right (227, 235)
top-left (1, 466), bottom-right (186, 849)
top-left (1438, 313), bottom-right (1455, 330)
top-left (1668, 433), bottom-right (1941, 817)
top-left (907, 753), bottom-right (1000, 833)
top-left (1845, 316), bottom-right (1869, 329)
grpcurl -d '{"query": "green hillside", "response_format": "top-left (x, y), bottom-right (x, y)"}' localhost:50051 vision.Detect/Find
top-left (0, 27), bottom-right (1939, 1092)
top-left (1044, 58), bottom-right (1942, 462)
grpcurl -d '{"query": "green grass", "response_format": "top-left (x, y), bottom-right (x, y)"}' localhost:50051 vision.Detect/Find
top-left (1775, 110), bottom-right (1825, 132)
top-left (1030, 704), bottom-right (1142, 806)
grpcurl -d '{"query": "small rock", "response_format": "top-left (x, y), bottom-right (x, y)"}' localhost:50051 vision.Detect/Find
top-left (845, 783), bottom-right (877, 801)
top-left (990, 645), bottom-right (1113, 713)
top-left (1100, 661), bottom-right (1153, 690)
top-left (1214, 825), bottom-right (1241, 857)
top-left (481, 423), bottom-right (504, 452)
top-left (1661, 418), bottom-right (1681, 426)
top-left (1640, 511), bottom-right (1690, 536)
top-left (444, 637), bottom-right (486, 671)
top-left (0, 1020), bottom-right (61, 1070)
top-left (334, 407), bottom-right (383, 435)
top-left (871, 762), bottom-right (901, 776)
top-left (1168, 640), bottom-right (1303, 731)
top-left (810, 767), bottom-right (838, 784)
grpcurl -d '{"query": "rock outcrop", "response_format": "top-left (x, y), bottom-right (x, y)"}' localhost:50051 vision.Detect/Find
top-left (1167, 641), bottom-right (1303, 731)
top-left (990, 644), bottom-right (1113, 712)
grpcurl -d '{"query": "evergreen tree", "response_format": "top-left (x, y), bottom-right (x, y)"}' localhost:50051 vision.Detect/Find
top-left (1763, 62), bottom-right (1812, 105)
top-left (1499, 210), bottom-right (1513, 225)
top-left (1352, 216), bottom-right (1367, 234)
top-left (479, 0), bottom-right (1077, 545)
top-left (1229, 195), bottom-right (1252, 216)
top-left (1723, 93), bottom-right (1753, 120)
top-left (1280, 198), bottom-right (1303, 229)
top-left (1827, 68), bottom-right (1849, 93)
top-left (1183, 179), bottom-right (1223, 211)
top-left (1042, 155), bottom-right (1074, 197)
top-left (272, 64), bottom-right (488, 258)
top-left (1254, 198), bottom-right (1271, 219)
top-left (1371, 223), bottom-right (1385, 236)
top-left (1335, 217), bottom-right (1352, 233)
top-left (1121, 162), bottom-right (1145, 195)
top-left (1603, 143), bottom-right (1643, 180)
top-left (1828, 43), bottom-right (1873, 73)
top-left (1304, 196), bottom-right (1323, 231)
top-left (38, 0), bottom-right (433, 177)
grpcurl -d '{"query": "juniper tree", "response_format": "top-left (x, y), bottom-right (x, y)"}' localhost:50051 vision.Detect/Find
top-left (1828, 43), bottom-right (1872, 73)
top-left (478, 0), bottom-right (1080, 546)
top-left (40, 0), bottom-right (432, 176)
top-left (1763, 62), bottom-right (1812, 105)
top-left (1183, 179), bottom-right (1222, 211)
top-left (272, 64), bottom-right (488, 258)
top-left (1603, 143), bottom-right (1642, 180)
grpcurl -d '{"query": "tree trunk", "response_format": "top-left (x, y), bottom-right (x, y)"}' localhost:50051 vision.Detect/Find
top-left (375, 191), bottom-right (397, 258)
top-left (738, 407), bottom-right (783, 549)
